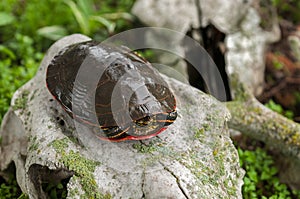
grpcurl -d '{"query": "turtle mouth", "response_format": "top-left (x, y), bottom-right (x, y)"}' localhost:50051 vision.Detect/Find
top-left (155, 110), bottom-right (177, 126)
top-left (135, 110), bottom-right (177, 127)
top-left (129, 110), bottom-right (178, 137)
top-left (98, 110), bottom-right (177, 141)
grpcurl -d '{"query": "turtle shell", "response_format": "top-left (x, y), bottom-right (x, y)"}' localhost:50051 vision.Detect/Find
top-left (46, 41), bottom-right (177, 141)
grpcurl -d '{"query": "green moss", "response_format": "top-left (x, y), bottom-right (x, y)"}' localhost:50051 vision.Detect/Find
top-left (194, 128), bottom-right (204, 139)
top-left (224, 177), bottom-right (238, 196)
top-left (178, 142), bottom-right (239, 198)
top-left (132, 142), bottom-right (157, 153)
top-left (67, 186), bottom-right (79, 199)
top-left (259, 115), bottom-right (300, 147)
top-left (28, 136), bottom-right (38, 151)
top-left (133, 141), bottom-right (166, 167)
top-left (50, 138), bottom-right (110, 199)
top-left (226, 101), bottom-right (255, 126)
top-left (13, 90), bottom-right (30, 111)
top-left (50, 138), bottom-right (69, 150)
top-left (29, 89), bottom-right (38, 101)
top-left (132, 141), bottom-right (182, 168)
top-left (228, 98), bottom-right (300, 149)
top-left (229, 73), bottom-right (252, 102)
top-left (64, 150), bottom-right (99, 175)
top-left (292, 133), bottom-right (300, 146)
top-left (202, 123), bottom-right (211, 131)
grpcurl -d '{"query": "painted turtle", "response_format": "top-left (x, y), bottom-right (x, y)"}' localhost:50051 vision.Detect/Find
top-left (46, 40), bottom-right (177, 141)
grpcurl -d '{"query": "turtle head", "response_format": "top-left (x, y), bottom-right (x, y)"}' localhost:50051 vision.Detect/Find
top-left (123, 83), bottom-right (177, 139)
top-left (98, 107), bottom-right (177, 142)
top-left (130, 110), bottom-right (177, 137)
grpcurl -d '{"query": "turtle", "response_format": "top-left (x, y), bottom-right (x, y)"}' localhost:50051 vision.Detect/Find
top-left (46, 40), bottom-right (177, 141)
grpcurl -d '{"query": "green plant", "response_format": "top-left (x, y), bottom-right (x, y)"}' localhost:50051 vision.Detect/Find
top-left (271, 0), bottom-right (300, 23)
top-left (37, 0), bottom-right (135, 41)
top-left (0, 1), bottom-right (136, 198)
top-left (272, 59), bottom-right (284, 70)
top-left (0, 12), bottom-right (15, 27)
top-left (0, 0), bottom-right (136, 51)
top-left (42, 182), bottom-right (67, 199)
top-left (238, 147), bottom-right (300, 199)
top-left (265, 99), bottom-right (294, 120)
top-left (0, 0), bottom-right (138, 198)
top-left (0, 178), bottom-right (26, 199)
top-left (294, 92), bottom-right (300, 105)
top-left (0, 34), bottom-right (41, 123)
top-left (0, 1), bottom-right (75, 50)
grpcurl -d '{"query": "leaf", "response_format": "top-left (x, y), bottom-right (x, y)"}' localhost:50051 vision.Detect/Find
top-left (37, 26), bottom-right (67, 40)
top-left (247, 169), bottom-right (258, 183)
top-left (56, 183), bottom-right (64, 189)
top-left (284, 110), bottom-right (294, 119)
top-left (100, 12), bottom-right (135, 21)
top-left (0, 12), bottom-right (15, 26)
top-left (76, 0), bottom-right (94, 17)
top-left (64, 0), bottom-right (90, 35)
top-left (265, 100), bottom-right (283, 114)
top-left (0, 45), bottom-right (16, 59)
top-left (91, 15), bottom-right (116, 34)
top-left (261, 171), bottom-right (270, 180)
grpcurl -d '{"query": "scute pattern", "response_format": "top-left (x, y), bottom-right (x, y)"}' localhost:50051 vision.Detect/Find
top-left (46, 41), bottom-right (177, 141)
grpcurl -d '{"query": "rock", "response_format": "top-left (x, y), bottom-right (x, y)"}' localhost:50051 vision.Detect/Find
top-left (131, 0), bottom-right (197, 84)
top-left (200, 0), bottom-right (250, 33)
top-left (0, 34), bottom-right (244, 198)
top-left (132, 0), bottom-right (199, 34)
top-left (132, 0), bottom-right (280, 96)
top-left (132, 0), bottom-right (250, 36)
top-left (288, 35), bottom-right (300, 63)
top-left (225, 7), bottom-right (280, 97)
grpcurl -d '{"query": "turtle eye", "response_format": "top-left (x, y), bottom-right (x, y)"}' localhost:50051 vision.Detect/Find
top-left (135, 116), bottom-right (151, 127)
top-left (168, 111), bottom-right (177, 120)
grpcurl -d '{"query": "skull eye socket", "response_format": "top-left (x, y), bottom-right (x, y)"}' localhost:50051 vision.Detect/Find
top-left (135, 116), bottom-right (151, 127)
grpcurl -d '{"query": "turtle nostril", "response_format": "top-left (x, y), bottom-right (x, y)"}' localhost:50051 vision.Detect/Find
top-left (135, 116), bottom-right (151, 127)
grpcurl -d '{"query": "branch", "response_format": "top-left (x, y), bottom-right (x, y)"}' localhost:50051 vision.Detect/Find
top-left (226, 75), bottom-right (300, 158)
